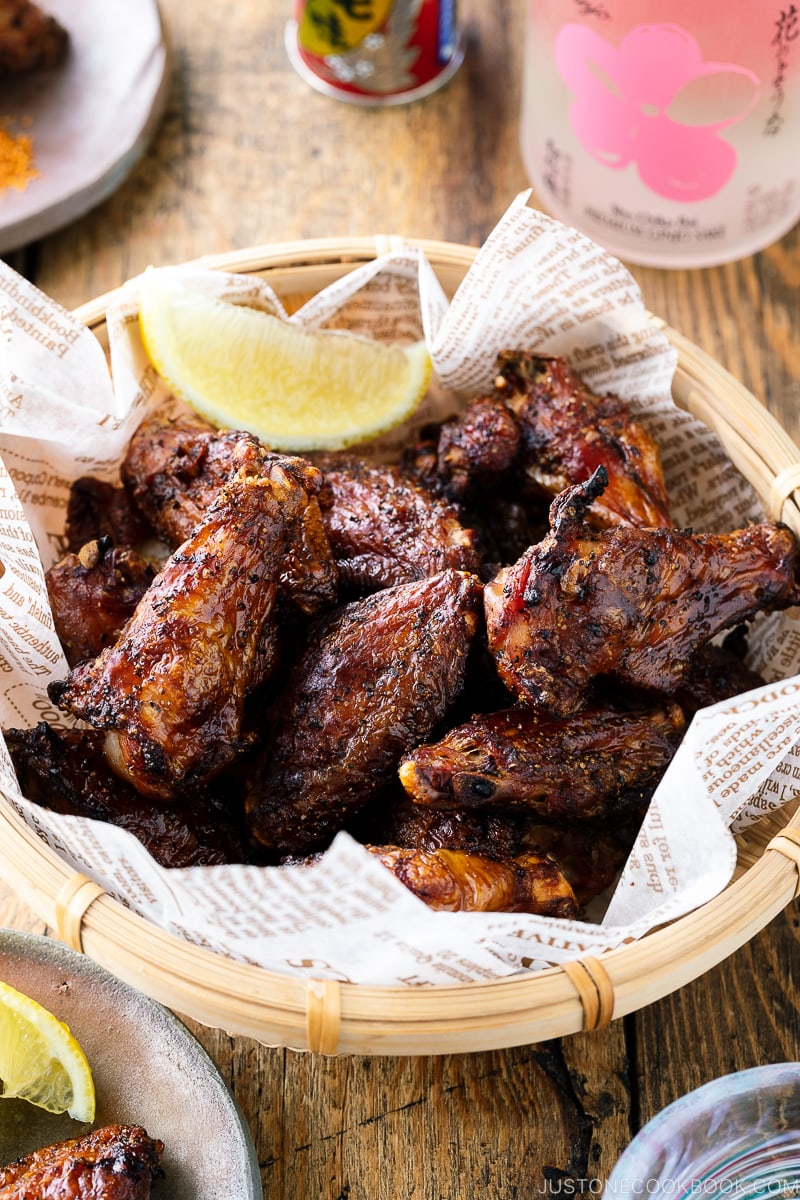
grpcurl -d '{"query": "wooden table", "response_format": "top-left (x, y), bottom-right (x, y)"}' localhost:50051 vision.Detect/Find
top-left (2, 3), bottom-right (800, 1197)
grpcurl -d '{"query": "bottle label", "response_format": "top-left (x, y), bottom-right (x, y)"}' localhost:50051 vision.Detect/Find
top-left (554, 22), bottom-right (761, 201)
top-left (290, 0), bottom-right (464, 102)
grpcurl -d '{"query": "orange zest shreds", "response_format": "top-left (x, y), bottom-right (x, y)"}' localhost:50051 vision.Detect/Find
top-left (0, 120), bottom-right (37, 193)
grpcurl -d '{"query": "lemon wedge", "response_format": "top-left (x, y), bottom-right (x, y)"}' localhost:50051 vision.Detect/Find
top-left (138, 269), bottom-right (432, 452)
top-left (0, 979), bottom-right (95, 1122)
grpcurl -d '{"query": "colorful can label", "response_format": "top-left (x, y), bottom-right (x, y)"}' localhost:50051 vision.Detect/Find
top-left (286, 0), bottom-right (464, 105)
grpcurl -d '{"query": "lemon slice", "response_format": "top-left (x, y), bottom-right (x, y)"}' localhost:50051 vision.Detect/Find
top-left (0, 979), bottom-right (95, 1122)
top-left (138, 269), bottom-right (432, 452)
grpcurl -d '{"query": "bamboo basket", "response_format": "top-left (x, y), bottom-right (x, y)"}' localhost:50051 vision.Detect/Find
top-left (2, 236), bottom-right (800, 1056)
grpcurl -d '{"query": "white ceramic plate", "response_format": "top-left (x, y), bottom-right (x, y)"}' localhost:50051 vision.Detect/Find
top-left (0, 0), bottom-right (169, 254)
top-left (0, 929), bottom-right (261, 1199)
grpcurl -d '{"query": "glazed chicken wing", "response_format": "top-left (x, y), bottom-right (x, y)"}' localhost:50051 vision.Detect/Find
top-left (517, 822), bottom-right (634, 908)
top-left (5, 722), bottom-right (253, 868)
top-left (365, 845), bottom-right (578, 916)
top-left (0, 1124), bottom-right (163, 1200)
top-left (484, 469), bottom-right (800, 716)
top-left (494, 351), bottom-right (672, 528)
top-left (355, 792), bottom-right (522, 860)
top-left (48, 465), bottom-right (311, 799)
top-left (399, 700), bottom-right (684, 819)
top-left (45, 539), bottom-right (155, 666)
top-left (411, 352), bottom-right (671, 529)
top-left (122, 415), bottom-right (337, 613)
top-left (64, 477), bottom-right (154, 555)
top-left (315, 455), bottom-right (480, 592)
top-left (246, 569), bottom-right (483, 854)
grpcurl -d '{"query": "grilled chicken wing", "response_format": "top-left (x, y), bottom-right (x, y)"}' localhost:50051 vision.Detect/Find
top-left (64, 477), bottom-right (154, 555)
top-left (485, 469), bottom-right (800, 716)
top-left (246, 569), bottom-right (483, 853)
top-left (399, 700), bottom-right (684, 819)
top-left (122, 415), bottom-right (337, 613)
top-left (5, 723), bottom-right (253, 867)
top-left (45, 540), bottom-right (155, 666)
top-left (0, 1124), bottom-right (163, 1200)
top-left (355, 792), bottom-right (522, 860)
top-left (493, 351), bottom-right (672, 528)
top-left (410, 352), bottom-right (671, 529)
top-left (517, 822), bottom-right (634, 907)
top-left (365, 845), bottom-right (578, 916)
top-left (315, 455), bottom-right (480, 592)
top-left (48, 466), bottom-right (311, 799)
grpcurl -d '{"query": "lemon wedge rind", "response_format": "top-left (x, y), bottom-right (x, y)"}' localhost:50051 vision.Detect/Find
top-left (0, 979), bottom-right (95, 1122)
top-left (138, 269), bottom-right (432, 452)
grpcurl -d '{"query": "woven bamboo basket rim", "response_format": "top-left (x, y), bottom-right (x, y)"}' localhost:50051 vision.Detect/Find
top-left (2, 235), bottom-right (800, 1056)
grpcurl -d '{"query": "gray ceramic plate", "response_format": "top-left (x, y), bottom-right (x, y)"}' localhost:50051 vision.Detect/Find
top-left (0, 929), bottom-right (261, 1198)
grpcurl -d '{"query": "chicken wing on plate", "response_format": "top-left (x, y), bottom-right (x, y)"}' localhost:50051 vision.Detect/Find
top-left (315, 455), bottom-right (480, 593)
top-left (0, 1124), bottom-right (163, 1200)
top-left (48, 465), bottom-right (312, 800)
top-left (246, 569), bottom-right (483, 854)
top-left (122, 414), bottom-right (337, 613)
top-left (399, 699), bottom-right (685, 819)
top-left (484, 468), bottom-right (800, 716)
top-left (365, 845), bottom-right (578, 916)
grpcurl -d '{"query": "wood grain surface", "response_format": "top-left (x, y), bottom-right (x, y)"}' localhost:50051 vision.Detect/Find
top-left (2, 2), bottom-right (800, 1198)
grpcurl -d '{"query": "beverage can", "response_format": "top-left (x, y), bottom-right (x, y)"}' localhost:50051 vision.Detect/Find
top-left (520, 0), bottom-right (800, 267)
top-left (285, 0), bottom-right (465, 106)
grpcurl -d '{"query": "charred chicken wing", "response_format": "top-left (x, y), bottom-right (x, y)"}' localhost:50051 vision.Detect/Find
top-left (246, 569), bottom-right (483, 854)
top-left (122, 415), bottom-right (337, 613)
top-left (0, 1124), bottom-right (163, 1200)
top-left (46, 539), bottom-right (155, 666)
top-left (48, 466), bottom-right (312, 799)
top-left (64, 477), bottom-right (154, 555)
top-left (485, 469), bottom-right (800, 716)
top-left (5, 723), bottom-right (252, 868)
top-left (399, 699), bottom-right (685, 819)
top-left (365, 845), bottom-right (578, 916)
top-left (315, 455), bottom-right (480, 592)
top-left (412, 352), bottom-right (671, 529)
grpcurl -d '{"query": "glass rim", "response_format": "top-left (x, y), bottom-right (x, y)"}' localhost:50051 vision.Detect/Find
top-left (606, 1062), bottom-right (800, 1184)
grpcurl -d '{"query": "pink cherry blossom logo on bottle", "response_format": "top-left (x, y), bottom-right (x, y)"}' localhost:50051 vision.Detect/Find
top-left (554, 23), bottom-right (761, 201)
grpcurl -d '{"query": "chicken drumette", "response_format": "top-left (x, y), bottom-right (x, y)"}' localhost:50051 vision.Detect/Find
top-left (48, 464), bottom-right (317, 800)
top-left (246, 569), bottom-right (483, 854)
top-left (484, 468), bottom-right (800, 716)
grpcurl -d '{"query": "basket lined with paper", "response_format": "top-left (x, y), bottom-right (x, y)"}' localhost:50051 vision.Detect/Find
top-left (0, 194), bottom-right (799, 1051)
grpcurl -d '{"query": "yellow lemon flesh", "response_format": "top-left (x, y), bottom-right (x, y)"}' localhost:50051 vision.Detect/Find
top-left (0, 979), bottom-right (95, 1122)
top-left (138, 269), bottom-right (432, 453)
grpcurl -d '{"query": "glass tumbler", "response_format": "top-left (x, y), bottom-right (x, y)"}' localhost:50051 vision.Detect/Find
top-left (603, 1063), bottom-right (800, 1198)
top-left (520, 1), bottom-right (800, 267)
